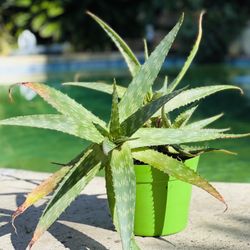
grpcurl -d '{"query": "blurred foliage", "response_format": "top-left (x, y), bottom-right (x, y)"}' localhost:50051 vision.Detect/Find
top-left (163, 0), bottom-right (250, 62)
top-left (0, 0), bottom-right (249, 61)
top-left (0, 0), bottom-right (145, 52)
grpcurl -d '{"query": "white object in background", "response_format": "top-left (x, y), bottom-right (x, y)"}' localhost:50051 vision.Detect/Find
top-left (20, 85), bottom-right (37, 101)
top-left (18, 30), bottom-right (37, 52)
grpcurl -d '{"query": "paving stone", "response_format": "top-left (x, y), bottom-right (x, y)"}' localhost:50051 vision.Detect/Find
top-left (0, 169), bottom-right (249, 250)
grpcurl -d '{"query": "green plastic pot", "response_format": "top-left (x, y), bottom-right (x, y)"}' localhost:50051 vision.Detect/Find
top-left (134, 156), bottom-right (199, 236)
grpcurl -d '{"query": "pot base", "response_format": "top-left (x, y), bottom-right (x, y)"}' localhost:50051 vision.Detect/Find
top-left (134, 157), bottom-right (199, 236)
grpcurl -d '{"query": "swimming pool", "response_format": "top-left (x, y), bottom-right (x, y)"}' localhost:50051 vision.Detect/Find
top-left (0, 63), bottom-right (249, 182)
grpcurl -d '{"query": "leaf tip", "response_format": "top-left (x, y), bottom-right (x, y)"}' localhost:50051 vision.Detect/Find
top-left (198, 10), bottom-right (205, 36)
top-left (86, 10), bottom-right (92, 15)
top-left (86, 10), bottom-right (96, 20)
top-left (12, 204), bottom-right (25, 219)
top-left (12, 203), bottom-right (27, 234)
top-left (200, 10), bottom-right (206, 19)
top-left (239, 87), bottom-right (244, 95)
top-left (233, 85), bottom-right (244, 95)
top-left (217, 191), bottom-right (228, 210)
top-left (28, 239), bottom-right (35, 250)
top-left (180, 12), bottom-right (184, 23)
top-left (28, 228), bottom-right (43, 249)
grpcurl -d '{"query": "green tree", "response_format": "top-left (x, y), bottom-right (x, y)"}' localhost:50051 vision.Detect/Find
top-left (0, 0), bottom-right (249, 61)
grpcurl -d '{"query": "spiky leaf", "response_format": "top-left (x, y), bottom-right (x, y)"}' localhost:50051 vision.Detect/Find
top-left (168, 11), bottom-right (205, 92)
top-left (163, 144), bottom-right (236, 160)
top-left (180, 145), bottom-right (236, 156)
top-left (173, 105), bottom-right (198, 128)
top-left (162, 85), bottom-right (242, 115)
top-left (87, 11), bottom-right (140, 77)
top-left (121, 89), bottom-right (182, 136)
top-left (0, 114), bottom-right (103, 143)
top-left (104, 164), bottom-right (140, 250)
top-left (143, 39), bottom-right (149, 60)
top-left (63, 82), bottom-right (126, 98)
top-left (19, 82), bottom-right (106, 128)
top-left (161, 106), bottom-right (171, 128)
top-left (105, 163), bottom-right (116, 221)
top-left (12, 166), bottom-right (69, 222)
top-left (110, 82), bottom-right (121, 139)
top-left (29, 144), bottom-right (104, 248)
top-left (102, 137), bottom-right (117, 155)
top-left (185, 113), bottom-right (224, 129)
top-left (158, 76), bottom-right (169, 94)
top-left (119, 14), bottom-right (184, 122)
top-left (110, 142), bottom-right (136, 250)
top-left (132, 149), bottom-right (226, 206)
top-left (130, 128), bottom-right (249, 148)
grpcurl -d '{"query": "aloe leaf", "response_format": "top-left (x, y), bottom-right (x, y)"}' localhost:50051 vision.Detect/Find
top-left (129, 128), bottom-right (249, 148)
top-left (164, 144), bottom-right (236, 160)
top-left (110, 82), bottom-right (121, 139)
top-left (105, 164), bottom-right (140, 250)
top-left (168, 11), bottom-right (204, 93)
top-left (162, 85), bottom-right (242, 115)
top-left (131, 239), bottom-right (141, 250)
top-left (87, 11), bottom-right (140, 77)
top-left (164, 145), bottom-right (195, 158)
top-left (197, 148), bottom-right (236, 155)
top-left (0, 114), bottom-right (103, 143)
top-left (143, 39), bottom-right (149, 60)
top-left (105, 163), bottom-right (116, 221)
top-left (119, 14), bottom-right (184, 122)
top-left (132, 148), bottom-right (227, 206)
top-left (185, 113), bottom-right (224, 129)
top-left (19, 82), bottom-right (106, 127)
top-left (110, 142), bottom-right (136, 250)
top-left (173, 105), bottom-right (198, 128)
top-left (29, 144), bottom-right (105, 248)
top-left (158, 75), bottom-right (169, 94)
top-left (102, 137), bottom-right (117, 155)
top-left (121, 89), bottom-right (182, 137)
top-left (159, 76), bottom-right (171, 128)
top-left (161, 106), bottom-right (171, 128)
top-left (93, 122), bottom-right (110, 138)
top-left (63, 81), bottom-right (126, 98)
top-left (12, 166), bottom-right (69, 222)
top-left (180, 145), bottom-right (236, 156)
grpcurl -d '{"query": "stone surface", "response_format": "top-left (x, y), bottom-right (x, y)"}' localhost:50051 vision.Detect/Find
top-left (0, 168), bottom-right (249, 250)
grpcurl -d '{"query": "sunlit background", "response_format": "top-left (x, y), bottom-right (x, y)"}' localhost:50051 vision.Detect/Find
top-left (0, 0), bottom-right (249, 182)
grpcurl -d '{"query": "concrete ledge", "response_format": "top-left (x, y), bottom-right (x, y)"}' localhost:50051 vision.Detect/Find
top-left (0, 168), bottom-right (249, 250)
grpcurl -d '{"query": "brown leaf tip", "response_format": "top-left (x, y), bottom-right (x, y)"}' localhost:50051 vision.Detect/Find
top-left (28, 229), bottom-right (43, 249)
top-left (12, 204), bottom-right (26, 220)
top-left (11, 204), bottom-right (27, 234)
top-left (28, 239), bottom-right (35, 250)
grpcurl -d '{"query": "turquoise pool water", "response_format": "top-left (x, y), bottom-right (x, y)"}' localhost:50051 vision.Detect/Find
top-left (0, 64), bottom-right (249, 182)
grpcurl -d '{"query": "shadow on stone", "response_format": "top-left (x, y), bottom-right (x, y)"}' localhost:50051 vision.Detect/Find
top-left (50, 221), bottom-right (108, 250)
top-left (205, 214), bottom-right (250, 242)
top-left (0, 190), bottom-right (113, 249)
top-left (59, 193), bottom-right (114, 230)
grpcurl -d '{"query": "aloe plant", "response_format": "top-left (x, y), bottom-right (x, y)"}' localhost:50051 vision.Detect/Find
top-left (1, 11), bottom-right (249, 249)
